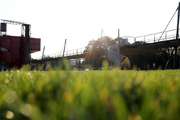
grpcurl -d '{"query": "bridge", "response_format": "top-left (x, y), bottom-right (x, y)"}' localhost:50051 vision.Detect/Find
top-left (31, 47), bottom-right (86, 62)
top-left (31, 3), bottom-right (180, 69)
top-left (120, 29), bottom-right (180, 55)
top-left (31, 28), bottom-right (180, 67)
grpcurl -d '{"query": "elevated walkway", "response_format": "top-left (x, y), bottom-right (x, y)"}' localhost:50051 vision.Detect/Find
top-left (31, 29), bottom-right (180, 67)
top-left (108, 29), bottom-right (180, 56)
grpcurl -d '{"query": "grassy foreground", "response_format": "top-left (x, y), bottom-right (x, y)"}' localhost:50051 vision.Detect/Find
top-left (0, 68), bottom-right (180, 120)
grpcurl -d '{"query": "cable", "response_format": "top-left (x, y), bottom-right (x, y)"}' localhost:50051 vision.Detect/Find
top-left (158, 7), bottom-right (178, 42)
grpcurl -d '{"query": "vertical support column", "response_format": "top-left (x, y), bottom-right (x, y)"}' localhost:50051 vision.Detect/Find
top-left (174, 46), bottom-right (178, 69)
top-left (117, 29), bottom-right (120, 62)
top-left (42, 46), bottom-right (45, 60)
top-left (174, 2), bottom-right (180, 69)
top-left (176, 2), bottom-right (180, 40)
top-left (24, 24), bottom-right (30, 65)
top-left (63, 39), bottom-right (67, 58)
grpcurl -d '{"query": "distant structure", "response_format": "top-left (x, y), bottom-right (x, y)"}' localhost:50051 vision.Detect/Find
top-left (84, 36), bottom-right (130, 67)
top-left (108, 37), bottom-right (130, 63)
top-left (0, 19), bottom-right (40, 69)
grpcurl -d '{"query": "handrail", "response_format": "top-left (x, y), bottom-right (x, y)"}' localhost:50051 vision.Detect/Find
top-left (32, 47), bottom-right (86, 60)
top-left (122, 28), bottom-right (179, 43)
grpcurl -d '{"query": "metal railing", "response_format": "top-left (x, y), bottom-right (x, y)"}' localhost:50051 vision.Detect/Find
top-left (122, 29), bottom-right (179, 44)
top-left (33, 47), bottom-right (86, 60)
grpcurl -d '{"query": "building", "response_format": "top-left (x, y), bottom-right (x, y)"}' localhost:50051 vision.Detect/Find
top-left (0, 22), bottom-right (40, 69)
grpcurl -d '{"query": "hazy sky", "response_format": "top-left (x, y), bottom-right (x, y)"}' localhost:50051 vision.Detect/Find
top-left (0, 0), bottom-right (179, 58)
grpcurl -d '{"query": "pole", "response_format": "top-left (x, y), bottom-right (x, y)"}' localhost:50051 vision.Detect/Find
top-left (42, 46), bottom-right (45, 60)
top-left (174, 46), bottom-right (177, 69)
top-left (63, 39), bottom-right (67, 58)
top-left (176, 2), bottom-right (180, 40)
top-left (117, 29), bottom-right (120, 62)
top-left (174, 2), bottom-right (180, 69)
top-left (24, 24), bottom-right (30, 65)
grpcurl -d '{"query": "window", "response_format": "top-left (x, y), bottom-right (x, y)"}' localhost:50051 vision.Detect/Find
top-left (0, 47), bottom-right (8, 52)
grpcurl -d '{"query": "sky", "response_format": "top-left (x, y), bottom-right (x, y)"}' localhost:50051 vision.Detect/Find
top-left (0, 0), bottom-right (179, 58)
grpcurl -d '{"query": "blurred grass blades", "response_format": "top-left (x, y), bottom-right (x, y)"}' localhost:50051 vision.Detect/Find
top-left (0, 67), bottom-right (180, 120)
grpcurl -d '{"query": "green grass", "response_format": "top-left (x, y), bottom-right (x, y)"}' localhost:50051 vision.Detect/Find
top-left (0, 68), bottom-right (180, 120)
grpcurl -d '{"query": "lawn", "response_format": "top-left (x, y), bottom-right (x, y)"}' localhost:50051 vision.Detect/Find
top-left (0, 68), bottom-right (180, 120)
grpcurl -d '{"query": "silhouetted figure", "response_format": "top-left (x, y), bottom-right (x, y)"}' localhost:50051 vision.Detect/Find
top-left (153, 63), bottom-right (156, 70)
top-left (147, 64), bottom-right (150, 70)
top-left (119, 56), bottom-right (131, 70)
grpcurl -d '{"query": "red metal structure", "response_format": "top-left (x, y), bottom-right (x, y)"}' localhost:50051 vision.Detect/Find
top-left (0, 20), bottom-right (40, 69)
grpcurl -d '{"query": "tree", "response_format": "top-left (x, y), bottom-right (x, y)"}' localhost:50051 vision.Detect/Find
top-left (84, 36), bottom-right (114, 67)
